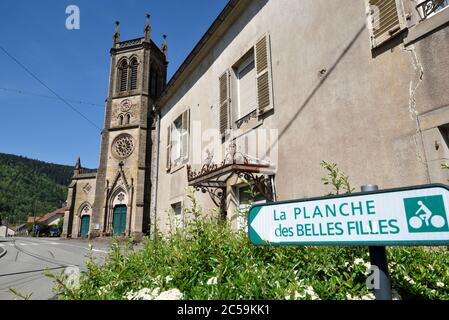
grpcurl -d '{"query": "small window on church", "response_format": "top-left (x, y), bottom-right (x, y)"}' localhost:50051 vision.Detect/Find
top-left (126, 114), bottom-right (131, 125)
top-left (150, 67), bottom-right (159, 97)
top-left (130, 59), bottom-right (138, 90)
top-left (119, 115), bottom-right (124, 126)
top-left (119, 60), bottom-right (128, 92)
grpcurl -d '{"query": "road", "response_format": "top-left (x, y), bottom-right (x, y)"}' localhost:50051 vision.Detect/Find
top-left (0, 237), bottom-right (110, 300)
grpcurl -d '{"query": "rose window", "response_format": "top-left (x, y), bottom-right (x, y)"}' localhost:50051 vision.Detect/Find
top-left (112, 134), bottom-right (135, 159)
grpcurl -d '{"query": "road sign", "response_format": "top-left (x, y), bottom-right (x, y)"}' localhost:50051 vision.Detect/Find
top-left (248, 184), bottom-right (449, 246)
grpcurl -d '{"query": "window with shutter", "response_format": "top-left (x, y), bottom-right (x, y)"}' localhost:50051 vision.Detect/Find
top-left (181, 109), bottom-right (190, 160)
top-left (130, 59), bottom-right (138, 90)
top-left (255, 34), bottom-right (273, 115)
top-left (368, 0), bottom-right (404, 48)
top-left (119, 60), bottom-right (128, 92)
top-left (166, 124), bottom-right (172, 172)
top-left (236, 53), bottom-right (257, 120)
top-left (416, 0), bottom-right (449, 19)
top-left (219, 71), bottom-right (230, 136)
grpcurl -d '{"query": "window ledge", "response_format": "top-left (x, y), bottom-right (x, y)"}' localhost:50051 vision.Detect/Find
top-left (405, 7), bottom-right (449, 45)
top-left (169, 162), bottom-right (187, 174)
top-left (232, 110), bottom-right (262, 139)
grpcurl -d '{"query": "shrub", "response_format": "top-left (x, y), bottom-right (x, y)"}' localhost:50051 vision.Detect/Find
top-left (51, 214), bottom-right (449, 300)
top-left (49, 163), bottom-right (449, 300)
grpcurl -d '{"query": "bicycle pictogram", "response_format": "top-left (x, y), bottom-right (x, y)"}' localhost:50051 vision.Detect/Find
top-left (408, 200), bottom-right (446, 230)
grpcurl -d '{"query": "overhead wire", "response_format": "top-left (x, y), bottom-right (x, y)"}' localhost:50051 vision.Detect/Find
top-left (0, 87), bottom-right (103, 108)
top-left (0, 45), bottom-right (102, 131)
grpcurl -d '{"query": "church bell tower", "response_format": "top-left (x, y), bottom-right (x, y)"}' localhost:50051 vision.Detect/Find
top-left (90, 15), bottom-right (168, 239)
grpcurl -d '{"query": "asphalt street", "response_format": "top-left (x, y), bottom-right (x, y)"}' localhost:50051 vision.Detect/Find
top-left (0, 237), bottom-right (110, 300)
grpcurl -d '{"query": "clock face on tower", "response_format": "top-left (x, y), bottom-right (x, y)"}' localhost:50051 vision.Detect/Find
top-left (120, 99), bottom-right (133, 112)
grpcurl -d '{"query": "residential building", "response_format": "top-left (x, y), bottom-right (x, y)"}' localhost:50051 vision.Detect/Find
top-left (63, 0), bottom-right (449, 238)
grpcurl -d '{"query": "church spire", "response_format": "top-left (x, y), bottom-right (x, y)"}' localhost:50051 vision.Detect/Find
top-left (144, 14), bottom-right (151, 41)
top-left (161, 34), bottom-right (168, 58)
top-left (74, 157), bottom-right (81, 176)
top-left (113, 21), bottom-right (120, 46)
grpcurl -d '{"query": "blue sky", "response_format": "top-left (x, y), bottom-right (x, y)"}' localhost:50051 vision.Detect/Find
top-left (0, 0), bottom-right (228, 168)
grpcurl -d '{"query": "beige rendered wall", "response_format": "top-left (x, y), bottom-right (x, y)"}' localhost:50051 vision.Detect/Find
top-left (156, 0), bottom-right (449, 232)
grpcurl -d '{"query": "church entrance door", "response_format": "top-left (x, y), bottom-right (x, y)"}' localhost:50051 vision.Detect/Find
top-left (80, 215), bottom-right (90, 238)
top-left (112, 205), bottom-right (127, 236)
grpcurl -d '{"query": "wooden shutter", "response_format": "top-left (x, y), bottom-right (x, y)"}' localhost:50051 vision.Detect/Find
top-left (368, 0), bottom-right (404, 48)
top-left (181, 109), bottom-right (190, 160)
top-left (166, 124), bottom-right (172, 171)
top-left (219, 71), bottom-right (230, 136)
top-left (255, 34), bottom-right (273, 115)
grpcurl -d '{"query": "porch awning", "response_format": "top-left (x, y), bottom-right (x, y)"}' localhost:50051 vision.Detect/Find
top-left (187, 163), bottom-right (273, 189)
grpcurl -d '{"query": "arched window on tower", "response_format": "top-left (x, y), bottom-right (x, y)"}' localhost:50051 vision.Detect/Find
top-left (150, 65), bottom-right (160, 97)
top-left (126, 114), bottom-right (131, 125)
top-left (119, 60), bottom-right (129, 92)
top-left (130, 58), bottom-right (138, 90)
top-left (119, 114), bottom-right (124, 126)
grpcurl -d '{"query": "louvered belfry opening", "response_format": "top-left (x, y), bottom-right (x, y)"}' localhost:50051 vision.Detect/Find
top-left (130, 58), bottom-right (138, 90)
top-left (119, 60), bottom-right (129, 92)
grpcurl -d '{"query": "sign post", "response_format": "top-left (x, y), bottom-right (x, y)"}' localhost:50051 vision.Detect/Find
top-left (248, 184), bottom-right (449, 298)
top-left (362, 184), bottom-right (392, 300)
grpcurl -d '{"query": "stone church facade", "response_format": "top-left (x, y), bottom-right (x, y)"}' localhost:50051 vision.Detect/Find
top-left (63, 0), bottom-right (449, 239)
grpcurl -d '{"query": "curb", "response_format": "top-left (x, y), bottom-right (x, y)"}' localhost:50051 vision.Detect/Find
top-left (0, 247), bottom-right (6, 259)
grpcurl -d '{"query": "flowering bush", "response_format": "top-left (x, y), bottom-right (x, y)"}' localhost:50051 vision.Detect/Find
top-left (51, 211), bottom-right (449, 300)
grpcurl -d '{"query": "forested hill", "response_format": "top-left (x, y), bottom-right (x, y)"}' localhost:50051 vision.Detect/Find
top-left (0, 153), bottom-right (77, 225)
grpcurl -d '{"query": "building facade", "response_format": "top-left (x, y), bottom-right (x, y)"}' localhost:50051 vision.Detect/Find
top-left (63, 0), bottom-right (449, 239)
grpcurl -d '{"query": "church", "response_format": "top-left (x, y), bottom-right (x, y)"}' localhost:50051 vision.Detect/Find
top-left (62, 0), bottom-right (449, 239)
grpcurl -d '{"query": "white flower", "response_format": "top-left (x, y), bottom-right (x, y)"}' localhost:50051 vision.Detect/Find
top-left (346, 292), bottom-right (375, 300)
top-left (403, 275), bottom-right (416, 285)
top-left (429, 265), bottom-right (435, 271)
top-left (360, 293), bottom-right (375, 300)
top-left (207, 277), bottom-right (218, 285)
top-left (354, 258), bottom-right (365, 265)
top-left (363, 262), bottom-right (372, 276)
top-left (165, 275), bottom-right (173, 283)
top-left (285, 284), bottom-right (320, 300)
top-left (346, 293), bottom-right (356, 300)
top-left (64, 266), bottom-right (80, 290)
top-left (125, 288), bottom-right (161, 300)
top-left (303, 286), bottom-right (320, 300)
top-left (154, 288), bottom-right (183, 300)
top-left (436, 281), bottom-right (445, 288)
top-left (285, 291), bottom-right (305, 300)
top-left (97, 286), bottom-right (109, 296)
top-left (392, 289), bottom-right (401, 300)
